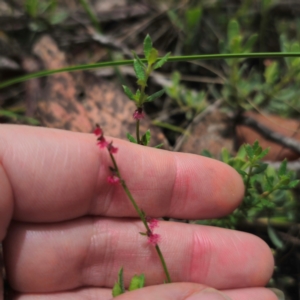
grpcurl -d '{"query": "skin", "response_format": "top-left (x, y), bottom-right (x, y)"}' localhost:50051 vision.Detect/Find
top-left (0, 125), bottom-right (276, 300)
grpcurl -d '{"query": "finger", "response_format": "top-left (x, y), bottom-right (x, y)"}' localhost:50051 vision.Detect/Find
top-left (0, 125), bottom-right (244, 222)
top-left (4, 219), bottom-right (274, 293)
top-left (11, 284), bottom-right (279, 300)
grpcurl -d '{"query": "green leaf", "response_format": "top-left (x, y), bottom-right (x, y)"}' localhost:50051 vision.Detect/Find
top-left (25, 0), bottom-right (39, 18)
top-left (112, 267), bottom-right (125, 297)
top-left (268, 223), bottom-right (284, 249)
top-left (128, 274), bottom-right (145, 291)
top-left (236, 169), bottom-right (247, 176)
top-left (254, 145), bottom-right (262, 156)
top-left (145, 89), bottom-right (165, 102)
top-left (288, 179), bottom-right (300, 188)
top-left (185, 7), bottom-right (202, 29)
top-left (143, 35), bottom-right (152, 60)
top-left (148, 48), bottom-right (158, 65)
top-left (201, 149), bottom-right (213, 158)
top-left (126, 133), bottom-right (137, 144)
top-left (252, 163), bottom-right (268, 175)
top-left (278, 159), bottom-right (287, 177)
top-left (221, 148), bottom-right (230, 163)
top-left (112, 282), bottom-right (123, 297)
top-left (122, 85), bottom-right (135, 101)
top-left (50, 10), bottom-right (69, 25)
top-left (119, 267), bottom-right (125, 293)
top-left (133, 59), bottom-right (146, 81)
top-left (244, 144), bottom-right (254, 160)
top-left (243, 33), bottom-right (258, 53)
top-left (141, 129), bottom-right (151, 146)
top-left (256, 148), bottom-right (269, 160)
top-left (154, 52), bottom-right (171, 69)
top-left (154, 143), bottom-right (164, 148)
top-left (279, 175), bottom-right (290, 186)
top-left (227, 19), bottom-right (240, 44)
top-left (264, 61), bottom-right (279, 84)
top-left (132, 51), bottom-right (146, 69)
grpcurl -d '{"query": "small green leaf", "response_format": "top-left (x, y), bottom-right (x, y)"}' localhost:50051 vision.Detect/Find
top-left (227, 19), bottom-right (240, 44)
top-left (128, 274), bottom-right (145, 291)
top-left (154, 52), bottom-right (171, 69)
top-left (50, 10), bottom-right (69, 25)
top-left (145, 89), bottom-right (165, 102)
top-left (221, 148), bottom-right (230, 163)
top-left (148, 48), bottom-right (158, 65)
top-left (268, 223), bottom-right (284, 249)
top-left (256, 148), bottom-right (269, 160)
top-left (118, 267), bottom-right (125, 293)
top-left (278, 159), bottom-right (287, 177)
top-left (185, 7), bottom-right (202, 29)
top-left (143, 35), bottom-right (152, 60)
top-left (122, 85), bottom-right (135, 101)
top-left (112, 267), bottom-right (125, 297)
top-left (252, 163), bottom-right (268, 175)
top-left (126, 133), bottom-right (137, 143)
top-left (245, 144), bottom-right (254, 160)
top-left (288, 180), bottom-right (300, 188)
top-left (132, 51), bottom-right (146, 69)
top-left (280, 175), bottom-right (290, 186)
top-left (135, 89), bottom-right (141, 100)
top-left (133, 59), bottom-right (146, 81)
top-left (112, 282), bottom-right (123, 297)
top-left (236, 169), bottom-right (247, 176)
top-left (264, 61), bottom-right (279, 84)
top-left (254, 145), bottom-right (262, 156)
top-left (243, 33), bottom-right (258, 52)
top-left (141, 129), bottom-right (151, 146)
top-left (154, 143), bottom-right (164, 148)
top-left (201, 149), bottom-right (213, 158)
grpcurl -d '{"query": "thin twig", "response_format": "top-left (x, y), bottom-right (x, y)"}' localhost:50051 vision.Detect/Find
top-left (238, 115), bottom-right (300, 155)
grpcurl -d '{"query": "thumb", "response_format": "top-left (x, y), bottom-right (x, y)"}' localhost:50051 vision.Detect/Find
top-left (110, 283), bottom-right (232, 300)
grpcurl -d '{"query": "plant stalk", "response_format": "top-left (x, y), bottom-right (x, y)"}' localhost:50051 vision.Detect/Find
top-left (109, 152), bottom-right (172, 283)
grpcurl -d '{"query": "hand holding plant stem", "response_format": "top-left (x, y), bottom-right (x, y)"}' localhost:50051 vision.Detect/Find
top-left (94, 35), bottom-right (172, 296)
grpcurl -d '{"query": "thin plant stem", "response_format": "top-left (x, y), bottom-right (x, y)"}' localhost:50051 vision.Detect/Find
top-left (2, 52), bottom-right (300, 89)
top-left (155, 244), bottom-right (171, 283)
top-left (109, 152), bottom-right (172, 283)
top-left (136, 120), bottom-right (140, 144)
top-left (245, 165), bottom-right (253, 197)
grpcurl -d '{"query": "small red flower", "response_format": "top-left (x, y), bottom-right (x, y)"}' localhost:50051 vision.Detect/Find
top-left (146, 217), bottom-right (159, 231)
top-left (93, 124), bottom-right (102, 136)
top-left (133, 108), bottom-right (144, 120)
top-left (108, 143), bottom-right (118, 154)
top-left (147, 233), bottom-right (160, 245)
top-left (107, 175), bottom-right (120, 184)
top-left (97, 136), bottom-right (109, 149)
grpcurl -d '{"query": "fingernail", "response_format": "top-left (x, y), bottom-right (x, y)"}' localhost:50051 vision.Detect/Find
top-left (267, 288), bottom-right (285, 300)
top-left (186, 288), bottom-right (232, 300)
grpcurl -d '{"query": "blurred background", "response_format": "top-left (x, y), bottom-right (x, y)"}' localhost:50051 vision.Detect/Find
top-left (1, 0), bottom-right (300, 299)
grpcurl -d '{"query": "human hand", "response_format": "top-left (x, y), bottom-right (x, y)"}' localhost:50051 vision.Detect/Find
top-left (0, 125), bottom-right (277, 299)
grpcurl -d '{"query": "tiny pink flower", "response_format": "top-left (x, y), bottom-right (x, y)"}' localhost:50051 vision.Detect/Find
top-left (93, 124), bottom-right (102, 136)
top-left (133, 108), bottom-right (144, 120)
top-left (108, 143), bottom-right (118, 154)
top-left (97, 137), bottom-right (109, 149)
top-left (146, 217), bottom-right (159, 231)
top-left (107, 175), bottom-right (120, 184)
top-left (147, 233), bottom-right (160, 245)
